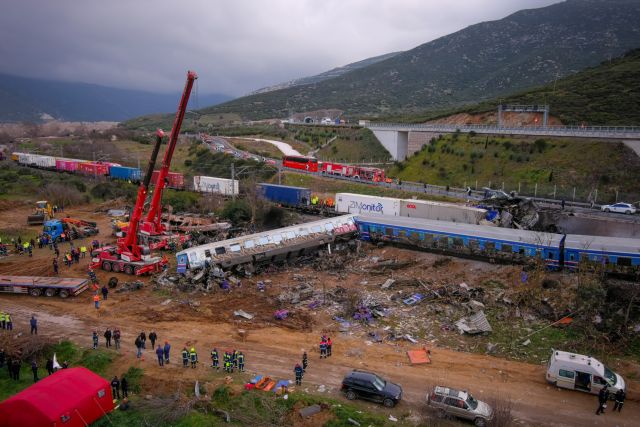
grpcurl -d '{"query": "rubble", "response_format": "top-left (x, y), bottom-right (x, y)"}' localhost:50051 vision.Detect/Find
top-left (299, 404), bottom-right (322, 418)
top-left (234, 310), bottom-right (254, 320)
top-left (455, 311), bottom-right (492, 335)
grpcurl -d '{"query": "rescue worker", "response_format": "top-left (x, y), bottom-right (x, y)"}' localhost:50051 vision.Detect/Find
top-left (189, 347), bottom-right (198, 368)
top-left (155, 345), bottom-right (164, 367)
top-left (238, 351), bottom-right (245, 372)
top-left (80, 245), bottom-right (87, 258)
top-left (53, 258), bottom-right (59, 275)
top-left (104, 328), bottom-right (112, 347)
top-left (182, 347), bottom-right (189, 367)
top-left (233, 349), bottom-right (239, 369)
top-left (92, 331), bottom-right (99, 349)
top-left (135, 336), bottom-right (143, 359)
top-left (294, 363), bottom-right (303, 385)
top-left (121, 375), bottom-right (129, 398)
top-left (113, 328), bottom-right (121, 349)
top-left (31, 359), bottom-right (38, 382)
top-left (211, 348), bottom-right (219, 369)
top-left (319, 338), bottom-right (327, 359)
top-left (101, 285), bottom-right (109, 300)
top-left (5, 313), bottom-right (11, 330)
top-left (614, 388), bottom-right (626, 412)
top-left (139, 332), bottom-right (146, 349)
top-left (0, 349), bottom-right (6, 369)
top-left (326, 337), bottom-right (332, 357)
top-left (596, 385), bottom-right (609, 415)
top-left (0, 311), bottom-right (5, 329)
top-left (111, 376), bottom-right (120, 399)
top-left (149, 331), bottom-right (157, 349)
top-left (224, 352), bottom-right (232, 373)
top-left (163, 341), bottom-right (171, 364)
top-left (93, 294), bottom-right (100, 310)
top-left (302, 351), bottom-right (308, 372)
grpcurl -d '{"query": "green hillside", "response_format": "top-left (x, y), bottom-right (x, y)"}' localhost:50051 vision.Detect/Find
top-left (390, 48), bottom-right (640, 126)
top-left (390, 133), bottom-right (640, 203)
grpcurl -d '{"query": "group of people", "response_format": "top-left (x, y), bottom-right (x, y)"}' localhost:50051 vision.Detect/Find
top-left (208, 348), bottom-right (245, 373)
top-left (110, 375), bottom-right (130, 399)
top-left (0, 311), bottom-right (14, 330)
top-left (1, 349), bottom-right (69, 383)
top-left (319, 335), bottom-right (332, 358)
top-left (596, 385), bottom-right (626, 415)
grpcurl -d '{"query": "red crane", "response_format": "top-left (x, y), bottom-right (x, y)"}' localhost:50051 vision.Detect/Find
top-left (140, 70), bottom-right (197, 237)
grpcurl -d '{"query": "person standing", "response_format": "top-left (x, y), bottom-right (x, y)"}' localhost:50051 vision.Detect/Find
top-left (0, 311), bottom-right (5, 329)
top-left (163, 341), bottom-right (171, 364)
top-left (80, 245), bottom-right (87, 258)
top-left (104, 328), bottom-right (112, 348)
top-left (149, 331), bottom-right (157, 349)
top-left (211, 348), bottom-right (219, 370)
top-left (30, 315), bottom-right (38, 335)
top-left (31, 359), bottom-right (39, 382)
top-left (53, 258), bottom-right (59, 275)
top-left (101, 285), bottom-right (109, 300)
top-left (294, 363), bottom-right (303, 385)
top-left (326, 337), bottom-right (332, 357)
top-left (0, 348), bottom-right (5, 369)
top-left (189, 347), bottom-right (198, 368)
top-left (319, 338), bottom-right (327, 359)
top-left (596, 386), bottom-right (609, 415)
top-left (92, 331), bottom-right (99, 349)
top-left (237, 351), bottom-right (245, 372)
top-left (46, 357), bottom-right (54, 375)
top-left (113, 328), bottom-right (121, 350)
top-left (155, 345), bottom-right (164, 367)
top-left (182, 347), bottom-right (189, 368)
top-left (93, 294), bottom-right (100, 311)
top-left (5, 313), bottom-right (12, 330)
top-left (111, 376), bottom-right (120, 399)
top-left (135, 336), bottom-right (143, 359)
top-left (302, 351), bottom-right (308, 373)
top-left (614, 388), bottom-right (626, 412)
top-left (120, 375), bottom-right (129, 398)
top-left (139, 332), bottom-right (146, 349)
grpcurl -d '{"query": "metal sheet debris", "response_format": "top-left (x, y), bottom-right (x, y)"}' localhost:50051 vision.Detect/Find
top-left (234, 310), bottom-right (254, 320)
top-left (455, 310), bottom-right (492, 334)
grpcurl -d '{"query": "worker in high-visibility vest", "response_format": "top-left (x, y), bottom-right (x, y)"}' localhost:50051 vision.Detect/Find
top-left (93, 294), bottom-right (100, 310)
top-left (80, 246), bottom-right (87, 258)
top-left (311, 195), bottom-right (319, 205)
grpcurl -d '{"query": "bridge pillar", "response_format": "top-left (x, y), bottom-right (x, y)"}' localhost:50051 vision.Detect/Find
top-left (370, 129), bottom-right (409, 161)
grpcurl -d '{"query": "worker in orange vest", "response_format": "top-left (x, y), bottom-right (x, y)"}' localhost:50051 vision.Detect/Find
top-left (93, 294), bottom-right (100, 310)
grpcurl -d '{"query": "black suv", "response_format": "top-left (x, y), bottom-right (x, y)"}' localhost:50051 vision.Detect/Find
top-left (341, 370), bottom-right (403, 407)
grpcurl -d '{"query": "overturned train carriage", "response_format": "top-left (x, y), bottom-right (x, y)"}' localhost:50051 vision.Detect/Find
top-left (355, 215), bottom-right (640, 276)
top-left (176, 214), bottom-right (357, 273)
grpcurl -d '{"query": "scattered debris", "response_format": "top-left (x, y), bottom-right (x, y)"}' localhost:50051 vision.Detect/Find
top-left (486, 343), bottom-right (497, 354)
top-left (299, 404), bottom-right (322, 418)
top-left (274, 310), bottom-right (289, 320)
top-left (403, 293), bottom-right (423, 305)
top-left (407, 347), bottom-right (431, 364)
top-left (160, 299), bottom-right (172, 306)
top-left (388, 415), bottom-right (398, 422)
top-left (381, 279), bottom-right (395, 290)
top-left (347, 418), bottom-right (361, 426)
top-left (456, 311), bottom-right (492, 334)
top-left (404, 334), bottom-right (418, 344)
top-left (233, 310), bottom-right (254, 320)
top-left (522, 339), bottom-right (531, 346)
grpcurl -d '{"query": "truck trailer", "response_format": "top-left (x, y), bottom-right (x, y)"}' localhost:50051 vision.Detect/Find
top-left (193, 176), bottom-right (239, 195)
top-left (0, 275), bottom-right (89, 298)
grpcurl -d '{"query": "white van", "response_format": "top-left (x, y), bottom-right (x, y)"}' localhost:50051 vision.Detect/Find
top-left (546, 350), bottom-right (625, 396)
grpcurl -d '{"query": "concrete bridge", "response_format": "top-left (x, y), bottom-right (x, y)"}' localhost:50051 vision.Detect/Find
top-left (364, 122), bottom-right (640, 160)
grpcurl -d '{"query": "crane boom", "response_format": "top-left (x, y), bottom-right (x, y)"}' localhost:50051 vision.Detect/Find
top-left (144, 70), bottom-right (198, 233)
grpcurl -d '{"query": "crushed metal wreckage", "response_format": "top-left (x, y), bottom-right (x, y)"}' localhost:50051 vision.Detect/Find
top-left (478, 189), bottom-right (540, 229)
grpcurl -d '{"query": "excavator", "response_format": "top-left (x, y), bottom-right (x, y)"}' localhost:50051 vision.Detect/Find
top-left (27, 200), bottom-right (53, 225)
top-left (91, 70), bottom-right (197, 275)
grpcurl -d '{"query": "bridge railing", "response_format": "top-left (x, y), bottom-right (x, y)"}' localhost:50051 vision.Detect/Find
top-left (365, 122), bottom-right (640, 133)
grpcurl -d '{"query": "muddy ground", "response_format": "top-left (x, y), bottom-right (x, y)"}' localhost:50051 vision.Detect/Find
top-left (1, 204), bottom-right (639, 426)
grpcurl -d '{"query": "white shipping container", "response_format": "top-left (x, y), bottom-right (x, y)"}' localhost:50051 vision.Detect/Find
top-left (193, 176), bottom-right (239, 196)
top-left (400, 199), bottom-right (486, 224)
top-left (335, 193), bottom-right (400, 216)
top-left (17, 153), bottom-right (30, 165)
top-left (32, 154), bottom-right (56, 169)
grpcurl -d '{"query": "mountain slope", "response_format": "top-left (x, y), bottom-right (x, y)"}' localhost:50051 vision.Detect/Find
top-left (249, 51), bottom-right (401, 95)
top-left (198, 0), bottom-right (640, 120)
top-left (0, 74), bottom-right (231, 122)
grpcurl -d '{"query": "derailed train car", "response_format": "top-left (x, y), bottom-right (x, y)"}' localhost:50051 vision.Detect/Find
top-left (176, 214), bottom-right (358, 273)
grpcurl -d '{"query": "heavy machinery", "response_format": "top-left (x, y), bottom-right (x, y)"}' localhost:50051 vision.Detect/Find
top-left (43, 217), bottom-right (99, 241)
top-left (27, 200), bottom-right (53, 225)
top-left (91, 69), bottom-right (196, 275)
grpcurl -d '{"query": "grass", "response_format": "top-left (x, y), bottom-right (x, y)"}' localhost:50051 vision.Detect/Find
top-left (390, 133), bottom-right (640, 203)
top-left (226, 137), bottom-right (284, 159)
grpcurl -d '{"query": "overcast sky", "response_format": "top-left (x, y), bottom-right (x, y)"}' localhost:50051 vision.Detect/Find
top-left (0, 0), bottom-right (559, 96)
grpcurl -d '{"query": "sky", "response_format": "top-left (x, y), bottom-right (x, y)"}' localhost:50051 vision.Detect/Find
top-left (0, 0), bottom-right (560, 97)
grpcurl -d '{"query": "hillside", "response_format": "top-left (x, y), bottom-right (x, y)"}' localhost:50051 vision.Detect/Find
top-left (389, 48), bottom-right (640, 126)
top-left (0, 73), bottom-right (230, 122)
top-left (389, 133), bottom-right (640, 203)
top-left (193, 0), bottom-right (640, 120)
top-left (249, 51), bottom-right (401, 95)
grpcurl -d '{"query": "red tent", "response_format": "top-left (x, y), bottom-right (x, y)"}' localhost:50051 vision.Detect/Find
top-left (0, 367), bottom-right (114, 427)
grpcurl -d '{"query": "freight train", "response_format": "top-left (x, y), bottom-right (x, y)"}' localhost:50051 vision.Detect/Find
top-left (355, 215), bottom-right (640, 276)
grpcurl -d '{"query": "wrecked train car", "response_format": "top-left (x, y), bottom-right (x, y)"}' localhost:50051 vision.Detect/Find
top-left (176, 214), bottom-right (358, 273)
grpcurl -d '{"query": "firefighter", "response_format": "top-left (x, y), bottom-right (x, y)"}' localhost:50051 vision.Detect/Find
top-left (111, 376), bottom-right (121, 399)
top-left (232, 349), bottom-right (239, 369)
top-left (211, 348), bottom-right (219, 369)
top-left (182, 347), bottom-right (189, 368)
top-left (294, 363), bottom-right (303, 385)
top-left (319, 338), bottom-right (327, 358)
top-left (237, 351), bottom-right (245, 372)
top-left (189, 347), bottom-right (198, 368)
top-left (52, 258), bottom-right (58, 275)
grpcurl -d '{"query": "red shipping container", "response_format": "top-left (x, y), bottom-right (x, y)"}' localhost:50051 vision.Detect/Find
top-left (55, 159), bottom-right (66, 172)
top-left (151, 171), bottom-right (185, 189)
top-left (63, 160), bottom-right (79, 172)
top-left (77, 162), bottom-right (109, 176)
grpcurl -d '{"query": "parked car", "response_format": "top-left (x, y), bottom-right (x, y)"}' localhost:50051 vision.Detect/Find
top-left (601, 202), bottom-right (636, 214)
top-left (427, 386), bottom-right (493, 427)
top-left (546, 350), bottom-right (625, 397)
top-left (341, 370), bottom-right (402, 408)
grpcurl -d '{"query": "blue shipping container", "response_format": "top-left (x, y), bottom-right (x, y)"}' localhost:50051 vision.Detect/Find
top-left (258, 183), bottom-right (311, 207)
top-left (109, 166), bottom-right (142, 182)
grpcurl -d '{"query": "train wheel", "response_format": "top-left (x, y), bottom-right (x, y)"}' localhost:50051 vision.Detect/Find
top-left (30, 288), bottom-right (42, 297)
top-left (59, 290), bottom-right (69, 298)
top-left (102, 261), bottom-right (112, 271)
top-left (124, 265), bottom-right (134, 275)
top-left (45, 288), bottom-right (56, 297)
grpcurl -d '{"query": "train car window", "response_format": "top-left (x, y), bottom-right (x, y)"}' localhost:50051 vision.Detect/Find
top-left (230, 244), bottom-right (241, 252)
top-left (518, 248), bottom-right (525, 255)
top-left (325, 223), bottom-right (334, 231)
top-left (299, 228), bottom-right (309, 236)
top-left (398, 230), bottom-right (407, 238)
top-left (272, 234), bottom-right (283, 243)
top-left (569, 252), bottom-right (575, 261)
top-left (617, 257), bottom-right (632, 266)
top-left (189, 252), bottom-right (198, 263)
top-left (547, 251), bottom-right (554, 260)
top-left (204, 249), bottom-right (212, 258)
top-left (385, 227), bottom-right (393, 236)
top-left (579, 253), bottom-right (588, 261)
top-left (285, 231), bottom-right (296, 240)
top-left (469, 239), bottom-right (479, 249)
top-left (312, 225), bottom-right (323, 233)
top-left (453, 237), bottom-right (463, 247)
top-left (258, 237), bottom-right (269, 245)
top-left (215, 247), bottom-right (226, 255)
top-left (501, 244), bottom-right (512, 253)
top-left (485, 242), bottom-right (495, 251)
top-left (244, 240), bottom-right (255, 249)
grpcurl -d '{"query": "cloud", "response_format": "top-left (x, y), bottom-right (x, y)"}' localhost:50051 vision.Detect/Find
top-left (0, 0), bottom-right (559, 96)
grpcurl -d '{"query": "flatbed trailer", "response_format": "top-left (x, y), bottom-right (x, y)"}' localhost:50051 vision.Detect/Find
top-left (0, 276), bottom-right (89, 298)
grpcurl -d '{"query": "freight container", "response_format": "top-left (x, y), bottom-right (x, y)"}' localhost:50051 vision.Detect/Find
top-left (151, 171), bottom-right (185, 190)
top-left (399, 199), bottom-right (487, 225)
top-left (31, 154), bottom-right (56, 169)
top-left (335, 193), bottom-right (401, 216)
top-left (77, 162), bottom-right (109, 176)
top-left (109, 165), bottom-right (142, 182)
top-left (193, 176), bottom-right (239, 196)
top-left (60, 159), bottom-right (79, 173)
top-left (258, 183), bottom-right (312, 207)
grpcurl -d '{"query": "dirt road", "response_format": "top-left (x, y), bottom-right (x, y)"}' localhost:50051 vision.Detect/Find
top-left (1, 205), bottom-right (638, 426)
